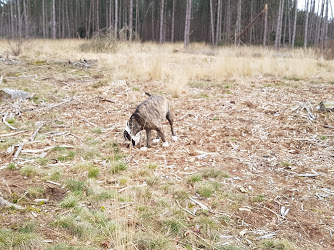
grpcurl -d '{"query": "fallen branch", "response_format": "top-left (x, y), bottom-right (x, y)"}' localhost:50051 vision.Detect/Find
top-left (0, 130), bottom-right (27, 137)
top-left (189, 197), bottom-right (210, 210)
top-left (33, 98), bottom-right (72, 112)
top-left (46, 180), bottom-right (62, 186)
top-left (79, 115), bottom-right (97, 127)
top-left (296, 173), bottom-right (319, 178)
top-left (118, 184), bottom-right (147, 193)
top-left (2, 178), bottom-right (12, 195)
top-left (13, 141), bottom-right (24, 161)
top-left (97, 96), bottom-right (115, 103)
top-left (21, 145), bottom-right (74, 154)
top-left (0, 196), bottom-right (24, 210)
top-left (30, 122), bottom-right (46, 141)
top-left (2, 112), bottom-right (17, 130)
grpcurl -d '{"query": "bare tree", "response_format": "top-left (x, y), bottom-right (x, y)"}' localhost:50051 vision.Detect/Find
top-left (136, 0), bottom-right (139, 35)
top-left (52, 0), bottom-right (56, 39)
top-left (320, 0), bottom-right (329, 49)
top-left (23, 0), bottom-right (29, 38)
top-left (184, 0), bottom-right (192, 49)
top-left (292, 0), bottom-right (298, 48)
top-left (115, 0), bottom-right (118, 39)
top-left (275, 0), bottom-right (285, 49)
top-left (315, 0), bottom-right (325, 47)
top-left (129, 0), bottom-right (133, 41)
top-left (215, 0), bottom-right (222, 45)
top-left (159, 0), bottom-right (164, 43)
top-left (171, 0), bottom-right (175, 42)
top-left (304, 0), bottom-right (310, 49)
top-left (209, 0), bottom-right (214, 45)
top-left (225, 0), bottom-right (231, 42)
top-left (235, 0), bottom-right (241, 46)
top-left (263, 3), bottom-right (268, 46)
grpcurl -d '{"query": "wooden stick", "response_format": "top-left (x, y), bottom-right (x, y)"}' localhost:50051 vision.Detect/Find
top-left (13, 141), bottom-right (24, 161)
top-left (0, 130), bottom-right (27, 137)
top-left (1, 178), bottom-right (12, 195)
top-left (21, 145), bottom-right (74, 154)
top-left (189, 197), bottom-right (209, 210)
top-left (30, 122), bottom-right (46, 141)
top-left (2, 112), bottom-right (17, 130)
top-left (0, 196), bottom-right (24, 210)
top-left (33, 98), bottom-right (72, 112)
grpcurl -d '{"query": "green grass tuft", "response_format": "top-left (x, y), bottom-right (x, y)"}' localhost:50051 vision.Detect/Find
top-left (111, 161), bottom-right (127, 174)
top-left (60, 195), bottom-right (78, 208)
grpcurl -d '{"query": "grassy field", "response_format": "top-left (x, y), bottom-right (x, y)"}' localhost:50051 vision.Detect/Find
top-left (0, 39), bottom-right (334, 249)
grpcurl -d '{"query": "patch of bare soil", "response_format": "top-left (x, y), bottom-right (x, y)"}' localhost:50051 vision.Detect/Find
top-left (0, 58), bottom-right (333, 249)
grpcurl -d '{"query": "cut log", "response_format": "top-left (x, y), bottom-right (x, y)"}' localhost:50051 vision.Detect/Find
top-left (0, 196), bottom-right (24, 210)
top-left (0, 88), bottom-right (31, 101)
top-left (319, 101), bottom-right (334, 112)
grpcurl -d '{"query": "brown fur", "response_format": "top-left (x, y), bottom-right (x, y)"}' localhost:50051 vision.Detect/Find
top-left (124, 94), bottom-right (176, 147)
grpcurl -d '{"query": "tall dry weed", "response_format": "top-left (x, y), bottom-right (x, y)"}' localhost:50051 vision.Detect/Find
top-left (1, 39), bottom-right (333, 84)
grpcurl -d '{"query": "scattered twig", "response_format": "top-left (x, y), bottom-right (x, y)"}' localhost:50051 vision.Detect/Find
top-left (263, 205), bottom-right (281, 222)
top-left (79, 115), bottom-right (97, 127)
top-left (30, 122), bottom-right (46, 141)
top-left (176, 200), bottom-right (196, 216)
top-left (297, 102), bottom-right (316, 121)
top-left (5, 75), bottom-right (37, 80)
top-left (97, 96), bottom-right (116, 103)
top-left (171, 172), bottom-right (183, 181)
top-left (0, 130), bottom-right (27, 137)
top-left (33, 98), bottom-right (72, 112)
top-left (118, 184), bottom-right (147, 193)
top-left (296, 173), bottom-right (319, 178)
top-left (189, 197), bottom-right (210, 210)
top-left (21, 145), bottom-right (74, 154)
top-left (2, 112), bottom-right (17, 130)
top-left (46, 180), bottom-right (62, 186)
top-left (13, 141), bottom-right (24, 161)
top-left (17, 191), bottom-right (28, 203)
top-left (1, 178), bottom-right (12, 195)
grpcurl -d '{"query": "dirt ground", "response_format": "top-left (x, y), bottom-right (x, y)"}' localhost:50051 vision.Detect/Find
top-left (0, 52), bottom-right (334, 249)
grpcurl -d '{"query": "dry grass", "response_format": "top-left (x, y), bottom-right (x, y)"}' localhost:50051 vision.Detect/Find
top-left (1, 39), bottom-right (333, 94)
top-left (0, 39), bottom-right (334, 249)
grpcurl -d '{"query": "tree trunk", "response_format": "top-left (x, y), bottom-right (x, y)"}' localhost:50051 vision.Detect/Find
top-left (320, 0), bottom-right (329, 49)
top-left (283, 0), bottom-right (288, 46)
top-left (249, 0), bottom-right (254, 44)
top-left (152, 1), bottom-right (155, 41)
top-left (17, 0), bottom-right (22, 38)
top-left (10, 0), bottom-right (15, 38)
top-left (288, 0), bottom-right (292, 46)
top-left (304, 0), bottom-right (309, 49)
top-left (136, 0), bottom-right (139, 35)
top-left (159, 0), bottom-right (164, 43)
top-left (235, 0), bottom-right (241, 46)
top-left (115, 0), bottom-right (118, 39)
top-left (215, 0), bottom-right (221, 45)
top-left (292, 0), bottom-right (298, 47)
top-left (184, 0), bottom-right (192, 49)
top-left (42, 0), bottom-right (46, 38)
top-left (225, 0), bottom-right (231, 42)
top-left (171, 0), bottom-right (175, 42)
top-left (96, 0), bottom-right (99, 35)
top-left (315, 0), bottom-right (324, 47)
top-left (129, 0), bottom-right (133, 41)
top-left (323, 0), bottom-right (329, 49)
top-left (52, 0), bottom-right (56, 39)
top-left (275, 0), bottom-right (285, 49)
top-left (263, 4), bottom-right (268, 46)
top-left (23, 0), bottom-right (29, 38)
top-left (209, 0), bottom-right (214, 46)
